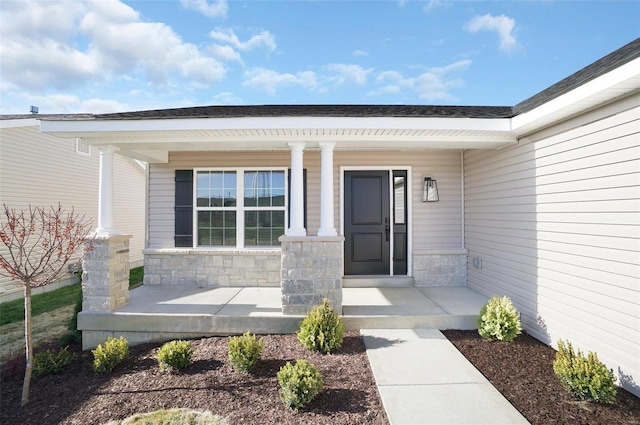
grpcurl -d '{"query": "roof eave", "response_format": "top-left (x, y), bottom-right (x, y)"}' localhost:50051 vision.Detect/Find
top-left (511, 57), bottom-right (640, 136)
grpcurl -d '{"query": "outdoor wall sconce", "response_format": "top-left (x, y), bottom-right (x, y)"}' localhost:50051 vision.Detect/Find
top-left (422, 177), bottom-right (439, 202)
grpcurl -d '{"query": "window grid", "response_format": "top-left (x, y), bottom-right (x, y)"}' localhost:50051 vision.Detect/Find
top-left (194, 168), bottom-right (287, 248)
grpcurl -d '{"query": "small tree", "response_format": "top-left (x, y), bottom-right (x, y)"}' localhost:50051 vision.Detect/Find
top-left (0, 204), bottom-right (92, 406)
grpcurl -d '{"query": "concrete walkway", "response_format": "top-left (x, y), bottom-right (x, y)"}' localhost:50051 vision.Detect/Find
top-left (362, 328), bottom-right (530, 425)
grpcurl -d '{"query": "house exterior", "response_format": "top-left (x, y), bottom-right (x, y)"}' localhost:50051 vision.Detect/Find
top-left (0, 117), bottom-right (146, 300)
top-left (39, 38), bottom-right (639, 396)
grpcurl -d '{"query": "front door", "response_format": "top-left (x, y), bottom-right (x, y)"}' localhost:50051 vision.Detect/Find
top-left (344, 170), bottom-right (407, 275)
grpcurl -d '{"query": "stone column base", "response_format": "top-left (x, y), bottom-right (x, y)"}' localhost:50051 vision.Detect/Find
top-left (82, 235), bottom-right (132, 312)
top-left (280, 236), bottom-right (345, 315)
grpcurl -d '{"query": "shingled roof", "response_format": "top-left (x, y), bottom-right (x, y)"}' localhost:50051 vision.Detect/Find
top-left (513, 37), bottom-right (640, 115)
top-left (87, 104), bottom-right (513, 120)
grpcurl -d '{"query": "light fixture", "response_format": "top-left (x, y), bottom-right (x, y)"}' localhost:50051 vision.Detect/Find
top-left (422, 177), bottom-right (439, 202)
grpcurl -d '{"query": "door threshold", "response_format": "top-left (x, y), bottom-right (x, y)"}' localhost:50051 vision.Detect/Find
top-left (343, 276), bottom-right (415, 288)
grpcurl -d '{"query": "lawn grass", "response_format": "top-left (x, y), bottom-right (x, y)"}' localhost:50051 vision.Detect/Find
top-left (0, 283), bottom-right (82, 326)
top-left (129, 266), bottom-right (144, 289)
top-left (0, 266), bottom-right (144, 326)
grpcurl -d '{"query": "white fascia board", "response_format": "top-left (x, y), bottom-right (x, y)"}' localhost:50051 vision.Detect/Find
top-left (512, 57), bottom-right (640, 135)
top-left (0, 118), bottom-right (39, 129)
top-left (40, 115), bottom-right (512, 134)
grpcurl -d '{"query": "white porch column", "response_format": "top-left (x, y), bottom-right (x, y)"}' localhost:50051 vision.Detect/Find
top-left (318, 142), bottom-right (337, 236)
top-left (96, 146), bottom-right (120, 236)
top-left (287, 142), bottom-right (306, 236)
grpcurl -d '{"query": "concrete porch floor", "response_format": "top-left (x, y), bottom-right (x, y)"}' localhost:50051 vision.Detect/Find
top-left (78, 285), bottom-right (488, 349)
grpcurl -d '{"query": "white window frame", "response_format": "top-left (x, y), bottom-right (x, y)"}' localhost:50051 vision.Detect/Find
top-left (193, 167), bottom-right (288, 249)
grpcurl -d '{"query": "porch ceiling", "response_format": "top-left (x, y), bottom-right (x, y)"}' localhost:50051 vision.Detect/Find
top-left (40, 116), bottom-right (517, 163)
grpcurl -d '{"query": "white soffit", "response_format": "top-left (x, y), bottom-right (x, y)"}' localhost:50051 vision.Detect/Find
top-left (512, 57), bottom-right (640, 136)
top-left (39, 116), bottom-right (517, 163)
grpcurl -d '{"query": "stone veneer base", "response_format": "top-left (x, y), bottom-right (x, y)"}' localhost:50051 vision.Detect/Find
top-left (142, 248), bottom-right (282, 287)
top-left (412, 249), bottom-right (468, 286)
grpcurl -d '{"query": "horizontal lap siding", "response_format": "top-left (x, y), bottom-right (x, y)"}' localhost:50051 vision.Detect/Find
top-left (0, 125), bottom-right (145, 287)
top-left (149, 150), bottom-right (462, 251)
top-left (113, 158), bottom-right (146, 264)
top-left (465, 97), bottom-right (640, 396)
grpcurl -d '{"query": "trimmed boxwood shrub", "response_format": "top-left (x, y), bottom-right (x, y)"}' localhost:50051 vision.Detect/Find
top-left (477, 296), bottom-right (522, 342)
top-left (297, 298), bottom-right (344, 354)
top-left (553, 339), bottom-right (617, 403)
top-left (277, 359), bottom-right (323, 410)
top-left (228, 331), bottom-right (263, 372)
top-left (92, 336), bottom-right (128, 373)
top-left (157, 340), bottom-right (193, 372)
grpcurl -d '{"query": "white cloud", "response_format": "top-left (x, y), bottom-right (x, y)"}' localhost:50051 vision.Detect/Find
top-left (81, 98), bottom-right (128, 113)
top-left (0, 0), bottom-right (226, 97)
top-left (243, 68), bottom-right (318, 95)
top-left (423, 0), bottom-right (451, 12)
top-left (210, 44), bottom-right (244, 63)
top-left (208, 28), bottom-right (276, 65)
top-left (368, 85), bottom-right (402, 97)
top-left (325, 64), bottom-right (373, 86)
top-left (211, 92), bottom-right (244, 105)
top-left (352, 50), bottom-right (369, 57)
top-left (465, 14), bottom-right (517, 51)
top-left (376, 71), bottom-right (404, 83)
top-left (179, 55), bottom-right (227, 86)
top-left (209, 28), bottom-right (276, 52)
top-left (370, 59), bottom-right (471, 101)
top-left (429, 59), bottom-right (472, 74)
top-left (180, 0), bottom-right (227, 18)
top-left (3, 92), bottom-right (122, 114)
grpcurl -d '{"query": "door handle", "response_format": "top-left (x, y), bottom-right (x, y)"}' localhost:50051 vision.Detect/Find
top-left (385, 217), bottom-right (390, 242)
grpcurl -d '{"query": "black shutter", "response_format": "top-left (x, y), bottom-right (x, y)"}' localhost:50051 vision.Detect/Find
top-left (287, 169), bottom-right (307, 229)
top-left (175, 170), bottom-right (193, 247)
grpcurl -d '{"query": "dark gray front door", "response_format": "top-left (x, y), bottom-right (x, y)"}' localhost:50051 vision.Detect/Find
top-left (344, 171), bottom-right (391, 275)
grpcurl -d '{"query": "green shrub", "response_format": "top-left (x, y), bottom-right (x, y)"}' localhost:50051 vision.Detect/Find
top-left (92, 336), bottom-right (129, 373)
top-left (33, 346), bottom-right (76, 377)
top-left (157, 340), bottom-right (193, 372)
top-left (477, 296), bottom-right (522, 342)
top-left (297, 298), bottom-right (345, 354)
top-left (553, 339), bottom-right (617, 403)
top-left (277, 359), bottom-right (323, 410)
top-left (228, 331), bottom-right (263, 372)
top-left (105, 408), bottom-right (228, 424)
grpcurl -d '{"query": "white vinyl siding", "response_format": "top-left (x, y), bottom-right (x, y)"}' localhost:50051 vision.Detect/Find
top-left (464, 96), bottom-right (640, 397)
top-left (0, 124), bottom-right (145, 290)
top-left (148, 150), bottom-right (463, 251)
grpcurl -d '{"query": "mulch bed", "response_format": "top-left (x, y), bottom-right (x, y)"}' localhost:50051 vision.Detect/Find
top-left (1, 331), bottom-right (388, 425)
top-left (3, 330), bottom-right (639, 424)
top-left (442, 330), bottom-right (640, 425)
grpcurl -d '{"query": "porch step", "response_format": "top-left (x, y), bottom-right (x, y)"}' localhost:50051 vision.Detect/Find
top-left (342, 276), bottom-right (415, 288)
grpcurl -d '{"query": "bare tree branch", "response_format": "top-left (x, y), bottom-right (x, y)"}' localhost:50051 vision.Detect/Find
top-left (0, 204), bottom-right (94, 405)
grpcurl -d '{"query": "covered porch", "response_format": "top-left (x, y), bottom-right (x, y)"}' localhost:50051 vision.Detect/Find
top-left (41, 106), bottom-right (516, 348)
top-left (78, 284), bottom-right (489, 349)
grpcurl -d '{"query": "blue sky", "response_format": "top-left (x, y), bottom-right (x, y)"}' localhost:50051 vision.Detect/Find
top-left (0, 0), bottom-right (638, 114)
